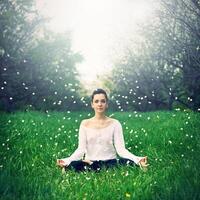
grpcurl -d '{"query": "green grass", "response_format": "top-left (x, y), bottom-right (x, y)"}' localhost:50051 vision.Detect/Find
top-left (0, 110), bottom-right (200, 200)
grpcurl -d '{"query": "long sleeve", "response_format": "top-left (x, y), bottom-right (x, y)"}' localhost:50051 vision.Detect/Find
top-left (59, 123), bottom-right (87, 166)
top-left (113, 121), bottom-right (144, 165)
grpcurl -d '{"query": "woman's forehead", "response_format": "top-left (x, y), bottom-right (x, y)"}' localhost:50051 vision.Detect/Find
top-left (93, 93), bottom-right (106, 99)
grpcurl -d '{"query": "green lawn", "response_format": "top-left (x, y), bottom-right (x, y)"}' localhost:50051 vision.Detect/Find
top-left (0, 110), bottom-right (199, 200)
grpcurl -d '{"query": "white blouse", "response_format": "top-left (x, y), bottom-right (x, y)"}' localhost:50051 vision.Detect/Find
top-left (60, 119), bottom-right (144, 166)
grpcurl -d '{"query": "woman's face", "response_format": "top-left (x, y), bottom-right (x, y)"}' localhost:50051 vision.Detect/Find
top-left (91, 93), bottom-right (108, 113)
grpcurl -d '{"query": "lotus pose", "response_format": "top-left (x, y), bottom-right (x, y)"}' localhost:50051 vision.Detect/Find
top-left (57, 89), bottom-right (148, 172)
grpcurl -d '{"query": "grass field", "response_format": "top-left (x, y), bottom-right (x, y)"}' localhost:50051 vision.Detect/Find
top-left (0, 110), bottom-right (200, 200)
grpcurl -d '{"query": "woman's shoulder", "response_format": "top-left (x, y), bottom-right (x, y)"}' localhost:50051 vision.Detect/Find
top-left (80, 117), bottom-right (120, 128)
top-left (106, 117), bottom-right (119, 124)
top-left (80, 119), bottom-right (90, 127)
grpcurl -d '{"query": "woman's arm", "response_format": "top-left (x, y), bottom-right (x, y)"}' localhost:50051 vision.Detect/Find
top-left (57, 121), bottom-right (87, 166)
top-left (113, 120), bottom-right (146, 165)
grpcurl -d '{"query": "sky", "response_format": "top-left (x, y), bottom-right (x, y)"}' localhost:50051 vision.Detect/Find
top-left (36, 0), bottom-right (155, 89)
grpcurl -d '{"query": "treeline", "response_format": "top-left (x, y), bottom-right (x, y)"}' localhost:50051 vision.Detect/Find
top-left (104, 0), bottom-right (200, 112)
top-left (1, 0), bottom-right (200, 112)
top-left (0, 0), bottom-right (88, 112)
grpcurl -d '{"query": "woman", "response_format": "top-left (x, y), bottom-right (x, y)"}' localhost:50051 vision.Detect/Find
top-left (57, 88), bottom-right (148, 172)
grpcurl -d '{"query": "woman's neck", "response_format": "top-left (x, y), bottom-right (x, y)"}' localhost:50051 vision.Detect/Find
top-left (93, 113), bottom-right (107, 121)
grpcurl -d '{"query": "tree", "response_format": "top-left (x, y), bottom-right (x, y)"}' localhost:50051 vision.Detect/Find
top-left (104, 0), bottom-right (200, 111)
top-left (0, 0), bottom-right (84, 112)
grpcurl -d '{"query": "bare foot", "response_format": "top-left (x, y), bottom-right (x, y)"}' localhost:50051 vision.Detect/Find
top-left (82, 159), bottom-right (93, 165)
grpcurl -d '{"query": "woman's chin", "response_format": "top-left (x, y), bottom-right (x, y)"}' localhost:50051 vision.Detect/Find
top-left (96, 109), bottom-right (105, 113)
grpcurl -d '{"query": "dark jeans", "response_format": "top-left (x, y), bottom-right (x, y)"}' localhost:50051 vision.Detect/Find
top-left (65, 158), bottom-right (137, 172)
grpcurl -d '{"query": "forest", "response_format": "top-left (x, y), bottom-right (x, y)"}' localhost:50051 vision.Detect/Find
top-left (0, 0), bottom-right (199, 112)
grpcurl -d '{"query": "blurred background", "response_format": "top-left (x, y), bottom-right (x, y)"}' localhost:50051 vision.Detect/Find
top-left (0, 0), bottom-right (200, 112)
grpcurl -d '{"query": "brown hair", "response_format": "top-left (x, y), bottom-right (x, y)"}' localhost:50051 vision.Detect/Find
top-left (91, 88), bottom-right (108, 102)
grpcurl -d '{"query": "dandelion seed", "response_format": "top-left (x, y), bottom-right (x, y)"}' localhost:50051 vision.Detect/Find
top-left (168, 140), bottom-right (172, 144)
top-left (125, 193), bottom-right (131, 198)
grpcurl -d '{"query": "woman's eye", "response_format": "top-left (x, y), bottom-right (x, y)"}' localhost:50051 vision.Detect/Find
top-left (95, 100), bottom-right (99, 103)
top-left (101, 100), bottom-right (106, 103)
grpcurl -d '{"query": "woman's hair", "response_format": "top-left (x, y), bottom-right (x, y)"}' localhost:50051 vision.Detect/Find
top-left (91, 88), bottom-right (108, 102)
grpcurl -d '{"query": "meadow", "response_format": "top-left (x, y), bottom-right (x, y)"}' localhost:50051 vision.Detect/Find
top-left (0, 110), bottom-right (199, 200)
